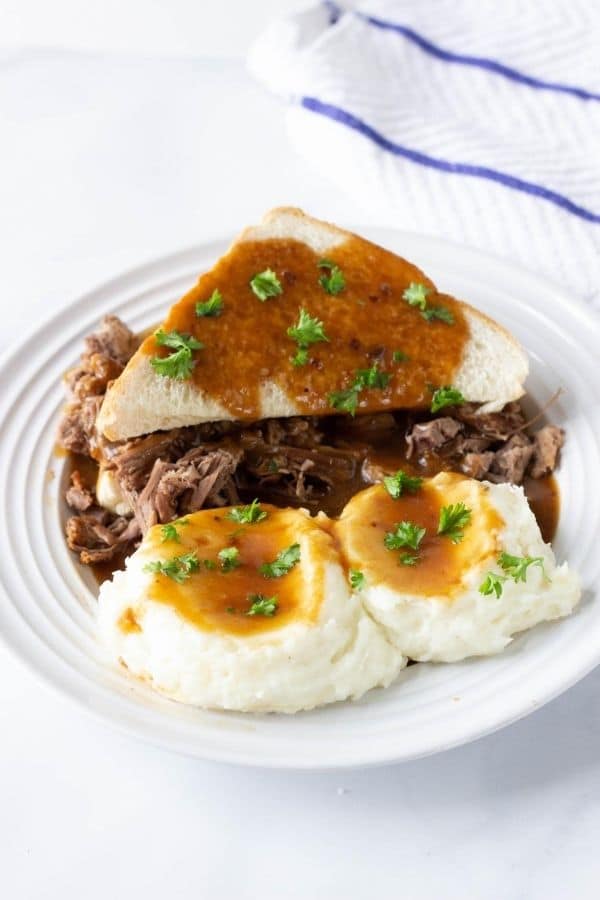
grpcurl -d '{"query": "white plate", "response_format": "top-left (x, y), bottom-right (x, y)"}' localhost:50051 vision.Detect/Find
top-left (0, 229), bottom-right (599, 770)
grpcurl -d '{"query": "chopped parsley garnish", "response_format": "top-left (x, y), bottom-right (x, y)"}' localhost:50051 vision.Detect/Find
top-left (250, 269), bottom-right (282, 301)
top-left (218, 546), bottom-right (240, 572)
top-left (246, 593), bottom-right (278, 617)
top-left (383, 469), bottom-right (423, 499)
top-left (288, 307), bottom-right (329, 346)
top-left (349, 570), bottom-right (366, 590)
top-left (226, 499), bottom-right (267, 524)
top-left (195, 288), bottom-right (223, 317)
top-left (430, 385), bottom-right (465, 413)
top-left (160, 517), bottom-right (190, 543)
top-left (292, 347), bottom-right (309, 367)
top-left (498, 552), bottom-right (547, 583)
top-left (154, 329), bottom-right (203, 352)
top-left (421, 306), bottom-right (454, 324)
top-left (384, 521), bottom-right (426, 552)
top-left (150, 329), bottom-right (204, 380)
top-left (479, 552), bottom-right (548, 599)
top-left (328, 363), bottom-right (392, 417)
top-left (161, 523), bottom-right (180, 543)
top-left (328, 387), bottom-right (359, 416)
top-left (143, 551), bottom-right (200, 584)
top-left (203, 559), bottom-right (217, 570)
top-left (392, 350), bottom-right (409, 363)
top-left (399, 553), bottom-right (419, 566)
top-left (402, 282), bottom-right (431, 310)
top-left (318, 259), bottom-right (345, 295)
top-left (260, 543), bottom-right (301, 579)
top-left (478, 572), bottom-right (507, 598)
top-left (287, 307), bottom-right (329, 367)
top-left (403, 282), bottom-right (453, 325)
top-left (353, 363), bottom-right (392, 390)
top-left (437, 502), bottom-right (472, 543)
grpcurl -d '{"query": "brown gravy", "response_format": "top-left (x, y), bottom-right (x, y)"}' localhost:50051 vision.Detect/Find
top-left (336, 477), bottom-right (503, 599)
top-left (141, 237), bottom-right (469, 419)
top-left (143, 506), bottom-right (324, 635)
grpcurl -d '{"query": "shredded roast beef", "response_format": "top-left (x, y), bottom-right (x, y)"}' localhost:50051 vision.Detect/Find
top-left (59, 316), bottom-right (566, 568)
top-left (132, 446), bottom-right (241, 532)
top-left (59, 317), bottom-right (139, 457)
top-left (403, 402), bottom-right (562, 488)
top-left (66, 508), bottom-right (140, 565)
top-left (487, 433), bottom-right (534, 484)
top-left (460, 451), bottom-right (495, 480)
top-left (530, 426), bottom-right (565, 478)
top-left (82, 315), bottom-right (139, 367)
top-left (454, 401), bottom-right (527, 440)
top-left (239, 439), bottom-right (360, 509)
top-left (406, 417), bottom-right (463, 458)
top-left (65, 470), bottom-right (95, 512)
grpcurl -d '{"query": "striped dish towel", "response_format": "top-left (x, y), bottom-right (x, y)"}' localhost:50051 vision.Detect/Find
top-left (248, 0), bottom-right (600, 305)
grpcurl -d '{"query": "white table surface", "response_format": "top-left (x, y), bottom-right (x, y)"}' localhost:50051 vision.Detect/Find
top-left (2, 8), bottom-right (600, 898)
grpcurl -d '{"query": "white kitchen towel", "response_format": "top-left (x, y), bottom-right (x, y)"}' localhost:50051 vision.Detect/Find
top-left (248, 0), bottom-right (600, 304)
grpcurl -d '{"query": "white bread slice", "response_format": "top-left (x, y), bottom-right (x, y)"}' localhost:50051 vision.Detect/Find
top-left (97, 208), bottom-right (528, 441)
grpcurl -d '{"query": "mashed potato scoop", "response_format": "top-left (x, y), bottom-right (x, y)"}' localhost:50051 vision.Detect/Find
top-left (336, 473), bottom-right (580, 662)
top-left (98, 502), bottom-right (403, 713)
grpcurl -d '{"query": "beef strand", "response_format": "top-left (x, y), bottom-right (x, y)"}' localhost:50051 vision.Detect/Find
top-left (530, 426), bottom-right (565, 478)
top-left (132, 446), bottom-right (242, 533)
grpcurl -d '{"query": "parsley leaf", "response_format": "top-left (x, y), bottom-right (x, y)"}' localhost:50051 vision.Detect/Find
top-left (479, 572), bottom-right (508, 598)
top-left (437, 502), bottom-right (472, 543)
top-left (160, 518), bottom-right (190, 543)
top-left (403, 282), bottom-right (454, 325)
top-left (349, 570), bottom-right (366, 590)
top-left (287, 308), bottom-right (329, 347)
top-left (218, 546), bottom-right (240, 572)
top-left (195, 289), bottom-right (223, 318)
top-left (479, 553), bottom-right (548, 598)
top-left (399, 553), bottom-right (419, 566)
top-left (402, 282), bottom-right (431, 310)
top-left (250, 269), bottom-right (282, 301)
top-left (383, 469), bottom-right (423, 499)
top-left (161, 523), bottom-right (181, 543)
top-left (292, 347), bottom-right (309, 367)
top-left (430, 385), bottom-right (465, 413)
top-left (143, 551), bottom-right (200, 584)
top-left (328, 387), bottom-right (359, 416)
top-left (353, 362), bottom-right (392, 390)
top-left (246, 593), bottom-right (278, 617)
top-left (203, 559), bottom-right (217, 570)
top-left (150, 347), bottom-right (194, 380)
top-left (226, 499), bottom-right (267, 525)
top-left (498, 552), bottom-right (547, 583)
top-left (150, 329), bottom-right (204, 380)
top-left (384, 521), bottom-right (426, 552)
top-left (393, 350), bottom-right (409, 363)
top-left (421, 306), bottom-right (454, 324)
top-left (260, 543), bottom-right (301, 579)
top-left (154, 329), bottom-right (203, 351)
top-left (287, 308), bottom-right (329, 367)
top-left (328, 363), bottom-right (392, 416)
top-left (318, 259), bottom-right (345, 295)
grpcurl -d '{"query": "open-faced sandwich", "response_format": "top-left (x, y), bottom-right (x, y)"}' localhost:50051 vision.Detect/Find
top-left (58, 208), bottom-right (580, 712)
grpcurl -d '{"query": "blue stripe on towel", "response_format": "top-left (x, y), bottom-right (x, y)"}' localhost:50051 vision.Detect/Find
top-left (321, 2), bottom-right (600, 101)
top-left (301, 96), bottom-right (600, 223)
